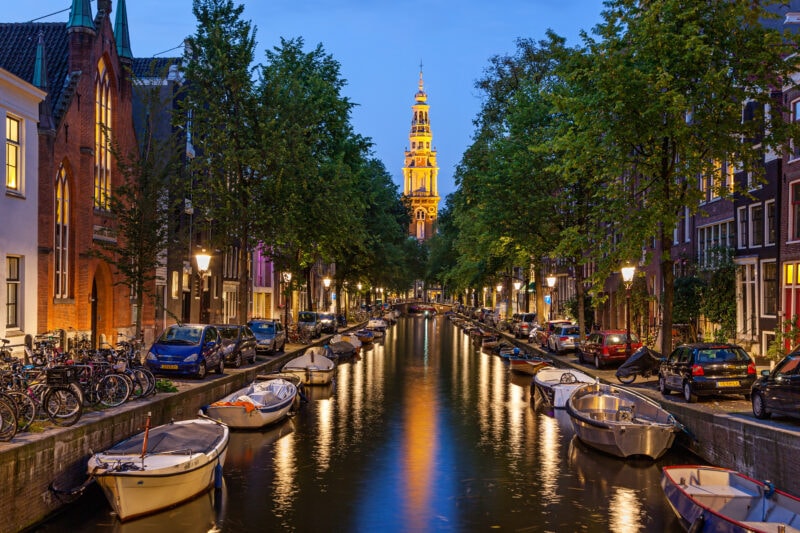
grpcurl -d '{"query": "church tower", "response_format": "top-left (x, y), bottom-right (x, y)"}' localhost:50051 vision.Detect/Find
top-left (403, 69), bottom-right (440, 241)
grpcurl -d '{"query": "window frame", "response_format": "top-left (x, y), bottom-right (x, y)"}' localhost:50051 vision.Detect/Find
top-left (6, 256), bottom-right (20, 328)
top-left (749, 203), bottom-right (764, 248)
top-left (5, 115), bottom-right (21, 194)
top-left (54, 166), bottom-right (70, 299)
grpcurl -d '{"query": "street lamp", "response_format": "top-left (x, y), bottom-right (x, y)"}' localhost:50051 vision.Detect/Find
top-left (195, 250), bottom-right (211, 275)
top-left (621, 264), bottom-right (636, 354)
top-left (513, 280), bottom-right (522, 313)
top-left (282, 271), bottom-right (292, 327)
top-left (323, 276), bottom-right (331, 311)
top-left (546, 275), bottom-right (557, 320)
top-left (496, 283), bottom-right (503, 319)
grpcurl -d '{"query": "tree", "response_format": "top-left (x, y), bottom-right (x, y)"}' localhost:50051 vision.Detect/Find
top-left (558, 0), bottom-right (800, 352)
top-left (182, 0), bottom-right (261, 323)
top-left (256, 37), bottom-right (369, 311)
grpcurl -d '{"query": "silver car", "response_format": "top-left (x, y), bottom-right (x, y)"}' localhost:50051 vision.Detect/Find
top-left (548, 324), bottom-right (580, 354)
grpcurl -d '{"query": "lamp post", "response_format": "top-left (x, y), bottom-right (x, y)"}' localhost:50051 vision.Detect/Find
top-left (323, 276), bottom-right (332, 312)
top-left (546, 275), bottom-right (557, 320)
top-left (621, 264), bottom-right (636, 354)
top-left (195, 250), bottom-right (211, 323)
top-left (496, 282), bottom-right (503, 320)
top-left (282, 272), bottom-right (292, 327)
top-left (357, 282), bottom-right (362, 311)
top-left (513, 280), bottom-right (522, 314)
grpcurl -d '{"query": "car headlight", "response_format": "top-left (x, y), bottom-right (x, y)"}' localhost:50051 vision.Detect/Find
top-left (146, 351), bottom-right (157, 361)
top-left (184, 353), bottom-right (198, 362)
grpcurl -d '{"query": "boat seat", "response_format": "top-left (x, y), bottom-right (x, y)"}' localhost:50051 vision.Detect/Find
top-left (738, 522), bottom-right (800, 533)
top-left (683, 484), bottom-right (754, 498)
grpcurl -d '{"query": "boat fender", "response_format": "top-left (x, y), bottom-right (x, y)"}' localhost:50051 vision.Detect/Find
top-left (215, 461), bottom-right (223, 489)
top-left (765, 480), bottom-right (776, 499)
top-left (688, 513), bottom-right (705, 533)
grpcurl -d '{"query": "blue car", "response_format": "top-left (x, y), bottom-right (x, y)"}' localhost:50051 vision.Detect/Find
top-left (146, 324), bottom-right (224, 379)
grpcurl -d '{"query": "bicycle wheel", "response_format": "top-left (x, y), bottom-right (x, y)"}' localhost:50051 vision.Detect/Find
top-left (0, 393), bottom-right (17, 441)
top-left (96, 374), bottom-right (131, 407)
top-left (43, 386), bottom-right (82, 426)
top-left (133, 367), bottom-right (156, 397)
top-left (6, 391), bottom-right (35, 431)
top-left (124, 370), bottom-right (145, 399)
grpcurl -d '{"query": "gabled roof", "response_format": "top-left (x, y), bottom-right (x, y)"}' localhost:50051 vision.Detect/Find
top-left (0, 22), bottom-right (70, 125)
top-left (131, 57), bottom-right (180, 79)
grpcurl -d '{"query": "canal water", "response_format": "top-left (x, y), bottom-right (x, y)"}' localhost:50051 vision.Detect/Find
top-left (39, 315), bottom-right (695, 532)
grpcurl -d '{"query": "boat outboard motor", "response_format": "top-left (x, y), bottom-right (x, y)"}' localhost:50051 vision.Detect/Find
top-left (615, 346), bottom-right (664, 384)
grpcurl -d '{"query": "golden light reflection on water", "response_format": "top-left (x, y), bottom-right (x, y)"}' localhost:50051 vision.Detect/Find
top-left (609, 487), bottom-right (644, 532)
top-left (538, 410), bottom-right (561, 504)
top-left (272, 431), bottom-right (298, 513)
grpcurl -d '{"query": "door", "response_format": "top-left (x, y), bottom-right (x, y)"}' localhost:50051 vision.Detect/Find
top-left (91, 280), bottom-right (98, 349)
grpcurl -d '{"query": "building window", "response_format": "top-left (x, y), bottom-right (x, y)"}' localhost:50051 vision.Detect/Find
top-left (737, 262), bottom-right (756, 339)
top-left (5, 116), bottom-right (20, 192)
top-left (6, 257), bottom-right (19, 328)
top-left (737, 206), bottom-right (747, 249)
top-left (793, 100), bottom-right (800, 160)
top-left (763, 261), bottom-right (777, 317)
top-left (94, 58), bottom-right (112, 210)
top-left (793, 182), bottom-right (800, 241)
top-left (697, 220), bottom-right (734, 268)
top-left (750, 204), bottom-right (764, 247)
top-left (710, 159), bottom-right (733, 200)
top-left (55, 166), bottom-right (70, 298)
top-left (766, 200), bottom-right (775, 245)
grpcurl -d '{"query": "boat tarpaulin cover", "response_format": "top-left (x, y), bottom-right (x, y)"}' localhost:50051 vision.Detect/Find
top-left (106, 421), bottom-right (225, 455)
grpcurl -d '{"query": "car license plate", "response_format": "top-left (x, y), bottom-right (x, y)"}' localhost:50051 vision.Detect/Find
top-left (161, 364), bottom-right (178, 370)
top-left (717, 380), bottom-right (740, 388)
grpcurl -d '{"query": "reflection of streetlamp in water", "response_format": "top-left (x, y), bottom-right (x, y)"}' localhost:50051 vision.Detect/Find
top-left (546, 275), bottom-right (557, 320)
top-left (282, 272), bottom-right (292, 326)
top-left (621, 264), bottom-right (636, 354)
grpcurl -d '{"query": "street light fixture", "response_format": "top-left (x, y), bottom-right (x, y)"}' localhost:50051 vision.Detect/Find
top-left (195, 250), bottom-right (211, 275)
top-left (621, 264), bottom-right (636, 354)
top-left (282, 271), bottom-right (292, 327)
top-left (546, 275), bottom-right (557, 320)
top-left (513, 280), bottom-right (522, 313)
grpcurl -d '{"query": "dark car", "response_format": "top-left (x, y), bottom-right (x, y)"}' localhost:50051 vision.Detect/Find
top-left (145, 324), bottom-right (224, 378)
top-left (751, 351), bottom-right (800, 419)
top-left (512, 313), bottom-right (537, 339)
top-left (318, 313), bottom-right (338, 334)
top-left (297, 311), bottom-right (322, 338)
top-left (658, 343), bottom-right (756, 403)
top-left (216, 324), bottom-right (257, 368)
top-left (578, 329), bottom-right (642, 369)
top-left (247, 319), bottom-right (286, 354)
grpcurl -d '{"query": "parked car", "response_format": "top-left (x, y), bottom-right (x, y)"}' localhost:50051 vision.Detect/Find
top-left (216, 324), bottom-right (257, 368)
top-left (532, 320), bottom-right (573, 347)
top-left (145, 324), bottom-right (224, 378)
top-left (298, 311), bottom-right (323, 338)
top-left (658, 343), bottom-right (756, 403)
top-left (751, 350), bottom-right (800, 419)
top-left (578, 329), bottom-right (642, 369)
top-left (547, 324), bottom-right (581, 354)
top-left (247, 319), bottom-right (286, 354)
top-left (513, 313), bottom-right (537, 339)
top-left (318, 313), bottom-right (338, 334)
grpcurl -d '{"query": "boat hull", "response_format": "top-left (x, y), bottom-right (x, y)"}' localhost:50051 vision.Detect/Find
top-left (533, 368), bottom-right (595, 408)
top-left (88, 419), bottom-right (228, 521)
top-left (662, 465), bottom-right (800, 533)
top-left (282, 351), bottom-right (335, 385)
top-left (566, 382), bottom-right (679, 459)
top-left (205, 379), bottom-right (297, 429)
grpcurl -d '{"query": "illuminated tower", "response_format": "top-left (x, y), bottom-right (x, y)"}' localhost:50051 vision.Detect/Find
top-left (403, 69), bottom-right (440, 241)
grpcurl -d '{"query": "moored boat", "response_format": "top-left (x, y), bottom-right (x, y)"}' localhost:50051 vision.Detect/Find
top-left (566, 381), bottom-right (681, 459)
top-left (662, 465), bottom-right (800, 532)
top-left (354, 328), bottom-right (375, 344)
top-left (281, 347), bottom-right (336, 385)
top-left (204, 377), bottom-right (298, 429)
top-left (509, 355), bottom-right (552, 375)
top-left (332, 333), bottom-right (362, 353)
top-left (533, 367), bottom-right (595, 408)
top-left (87, 418), bottom-right (229, 521)
top-left (366, 318), bottom-right (388, 337)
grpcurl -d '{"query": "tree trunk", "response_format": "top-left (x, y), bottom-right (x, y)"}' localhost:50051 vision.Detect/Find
top-left (659, 224), bottom-right (674, 355)
top-left (238, 241), bottom-right (249, 324)
top-left (574, 266), bottom-right (586, 342)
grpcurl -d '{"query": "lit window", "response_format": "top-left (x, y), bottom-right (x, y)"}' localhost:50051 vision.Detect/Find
top-left (55, 166), bottom-right (70, 298)
top-left (94, 58), bottom-right (112, 210)
top-left (5, 116), bottom-right (20, 191)
top-left (6, 257), bottom-right (19, 328)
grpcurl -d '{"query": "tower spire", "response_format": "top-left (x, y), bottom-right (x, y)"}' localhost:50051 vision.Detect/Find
top-left (33, 31), bottom-right (55, 133)
top-left (115, 0), bottom-right (133, 60)
top-left (67, 0), bottom-right (96, 32)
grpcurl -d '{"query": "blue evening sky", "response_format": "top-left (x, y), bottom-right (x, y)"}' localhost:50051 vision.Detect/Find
top-left (8, 1), bottom-right (606, 200)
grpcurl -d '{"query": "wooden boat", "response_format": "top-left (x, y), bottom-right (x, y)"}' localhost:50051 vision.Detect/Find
top-left (480, 334), bottom-right (501, 350)
top-left (204, 377), bottom-right (298, 429)
top-left (509, 355), bottom-right (552, 375)
top-left (565, 381), bottom-right (681, 459)
top-left (533, 367), bottom-right (595, 408)
top-left (87, 418), bottom-right (229, 521)
top-left (662, 465), bottom-right (800, 532)
top-left (281, 347), bottom-right (336, 385)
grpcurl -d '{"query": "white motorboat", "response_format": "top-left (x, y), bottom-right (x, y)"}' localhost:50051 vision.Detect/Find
top-left (366, 318), bottom-right (387, 337)
top-left (87, 418), bottom-right (229, 521)
top-left (662, 465), bottom-right (800, 532)
top-left (566, 381), bottom-right (681, 459)
top-left (281, 347), bottom-right (336, 385)
top-left (533, 367), bottom-right (595, 408)
top-left (204, 377), bottom-right (298, 429)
